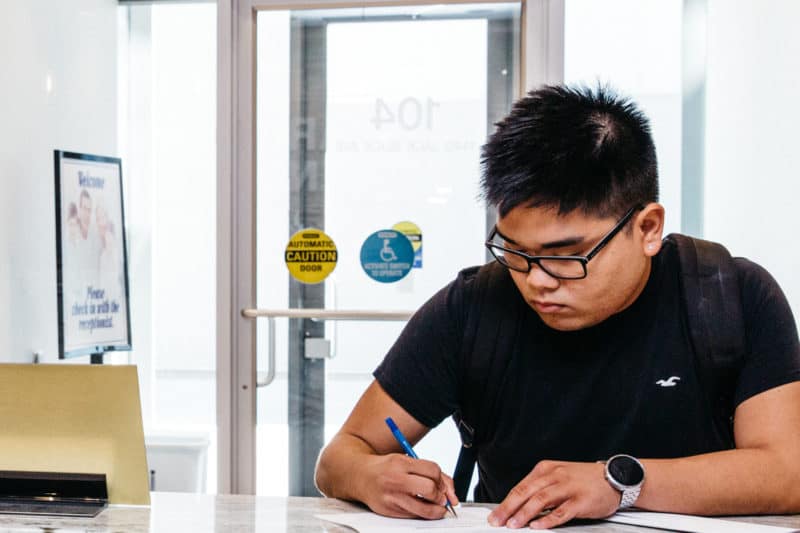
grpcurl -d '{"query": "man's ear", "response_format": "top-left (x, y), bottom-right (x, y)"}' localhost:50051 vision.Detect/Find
top-left (637, 203), bottom-right (665, 257)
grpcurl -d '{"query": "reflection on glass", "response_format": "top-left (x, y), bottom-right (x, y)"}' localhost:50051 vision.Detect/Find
top-left (256, 3), bottom-right (520, 496)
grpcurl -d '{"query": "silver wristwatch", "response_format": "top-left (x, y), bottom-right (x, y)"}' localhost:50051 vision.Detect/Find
top-left (603, 454), bottom-right (645, 509)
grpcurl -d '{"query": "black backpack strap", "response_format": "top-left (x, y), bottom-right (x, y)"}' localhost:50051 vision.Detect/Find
top-left (451, 431), bottom-right (478, 502)
top-left (452, 262), bottom-right (521, 501)
top-left (667, 233), bottom-right (746, 447)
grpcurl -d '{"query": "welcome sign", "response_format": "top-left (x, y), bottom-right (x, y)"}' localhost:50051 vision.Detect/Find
top-left (54, 151), bottom-right (132, 359)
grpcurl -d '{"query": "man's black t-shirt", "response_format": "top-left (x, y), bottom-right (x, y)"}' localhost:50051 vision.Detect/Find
top-left (373, 239), bottom-right (800, 503)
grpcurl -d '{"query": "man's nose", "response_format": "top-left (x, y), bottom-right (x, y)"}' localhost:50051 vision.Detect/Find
top-left (525, 262), bottom-right (560, 290)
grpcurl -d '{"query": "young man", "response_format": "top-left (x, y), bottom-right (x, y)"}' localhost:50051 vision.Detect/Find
top-left (314, 85), bottom-right (800, 529)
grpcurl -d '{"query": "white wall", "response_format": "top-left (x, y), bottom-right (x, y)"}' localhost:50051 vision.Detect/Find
top-left (564, 0), bottom-right (683, 235)
top-left (119, 3), bottom-right (218, 492)
top-left (0, 0), bottom-right (118, 363)
top-left (704, 0), bottom-right (800, 315)
top-left (149, 4), bottom-right (217, 377)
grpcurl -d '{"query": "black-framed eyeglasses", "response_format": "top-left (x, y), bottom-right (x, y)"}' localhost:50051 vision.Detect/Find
top-left (485, 205), bottom-right (643, 280)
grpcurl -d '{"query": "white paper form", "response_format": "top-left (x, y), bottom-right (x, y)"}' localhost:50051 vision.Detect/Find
top-left (315, 506), bottom-right (554, 532)
top-left (607, 511), bottom-right (800, 533)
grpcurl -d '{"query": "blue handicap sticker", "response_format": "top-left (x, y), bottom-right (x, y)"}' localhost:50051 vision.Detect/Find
top-left (360, 230), bottom-right (414, 283)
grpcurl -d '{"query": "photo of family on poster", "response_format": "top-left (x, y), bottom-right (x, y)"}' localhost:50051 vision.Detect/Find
top-left (64, 188), bottom-right (120, 291)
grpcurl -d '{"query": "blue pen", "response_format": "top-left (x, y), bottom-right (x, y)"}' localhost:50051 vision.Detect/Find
top-left (385, 417), bottom-right (458, 518)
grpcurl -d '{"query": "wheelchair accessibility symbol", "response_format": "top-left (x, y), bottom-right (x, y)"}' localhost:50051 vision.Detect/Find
top-left (380, 239), bottom-right (398, 262)
top-left (360, 230), bottom-right (414, 283)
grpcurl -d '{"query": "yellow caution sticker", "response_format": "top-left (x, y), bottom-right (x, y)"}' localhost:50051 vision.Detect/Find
top-left (392, 221), bottom-right (422, 268)
top-left (284, 228), bottom-right (338, 284)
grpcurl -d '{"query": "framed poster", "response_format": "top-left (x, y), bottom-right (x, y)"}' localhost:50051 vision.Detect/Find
top-left (54, 151), bottom-right (132, 359)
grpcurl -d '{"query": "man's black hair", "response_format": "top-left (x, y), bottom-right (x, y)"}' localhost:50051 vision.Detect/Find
top-left (480, 84), bottom-right (659, 219)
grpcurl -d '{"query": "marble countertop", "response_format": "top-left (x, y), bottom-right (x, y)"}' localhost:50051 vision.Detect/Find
top-left (0, 493), bottom-right (798, 532)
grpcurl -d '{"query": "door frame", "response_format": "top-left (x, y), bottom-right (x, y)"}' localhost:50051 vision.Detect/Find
top-left (216, 0), bottom-right (564, 495)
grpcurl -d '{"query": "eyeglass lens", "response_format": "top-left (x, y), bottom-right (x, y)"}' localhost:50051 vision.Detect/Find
top-left (489, 245), bottom-right (586, 279)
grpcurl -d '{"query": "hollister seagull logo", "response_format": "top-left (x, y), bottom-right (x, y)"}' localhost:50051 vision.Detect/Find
top-left (656, 376), bottom-right (681, 387)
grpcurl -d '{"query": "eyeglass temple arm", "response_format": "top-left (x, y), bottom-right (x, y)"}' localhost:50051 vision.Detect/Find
top-left (585, 206), bottom-right (642, 261)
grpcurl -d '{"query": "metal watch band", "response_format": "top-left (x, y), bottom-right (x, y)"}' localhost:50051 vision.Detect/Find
top-left (620, 486), bottom-right (641, 508)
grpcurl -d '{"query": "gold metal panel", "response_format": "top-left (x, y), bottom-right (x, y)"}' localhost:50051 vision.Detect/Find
top-left (0, 364), bottom-right (150, 505)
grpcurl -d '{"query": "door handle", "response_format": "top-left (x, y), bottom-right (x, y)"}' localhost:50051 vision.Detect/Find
top-left (255, 316), bottom-right (277, 388)
top-left (242, 309), bottom-right (414, 320)
top-left (243, 308), bottom-right (414, 388)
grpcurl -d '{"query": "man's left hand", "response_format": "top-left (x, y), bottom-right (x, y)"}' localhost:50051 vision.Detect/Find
top-left (487, 460), bottom-right (621, 529)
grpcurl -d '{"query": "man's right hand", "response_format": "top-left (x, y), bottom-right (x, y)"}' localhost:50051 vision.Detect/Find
top-left (357, 452), bottom-right (458, 519)
top-left (315, 381), bottom-right (459, 518)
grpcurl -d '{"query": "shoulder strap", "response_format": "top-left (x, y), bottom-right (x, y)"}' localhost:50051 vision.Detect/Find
top-left (452, 262), bottom-right (522, 501)
top-left (667, 233), bottom-right (746, 447)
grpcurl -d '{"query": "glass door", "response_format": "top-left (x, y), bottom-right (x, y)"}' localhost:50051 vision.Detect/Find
top-left (251, 2), bottom-right (521, 496)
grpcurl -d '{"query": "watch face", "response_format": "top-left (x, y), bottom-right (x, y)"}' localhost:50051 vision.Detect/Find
top-left (608, 455), bottom-right (644, 486)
